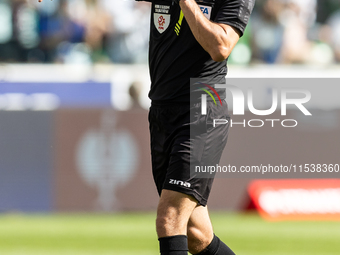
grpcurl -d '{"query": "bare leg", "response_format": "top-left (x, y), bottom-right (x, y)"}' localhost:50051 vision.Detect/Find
top-left (187, 205), bottom-right (214, 254)
top-left (156, 189), bottom-right (198, 238)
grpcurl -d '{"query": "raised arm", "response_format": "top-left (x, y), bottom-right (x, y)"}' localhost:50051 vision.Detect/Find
top-left (179, 0), bottom-right (241, 62)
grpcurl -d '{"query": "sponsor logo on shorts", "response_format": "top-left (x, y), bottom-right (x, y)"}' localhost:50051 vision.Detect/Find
top-left (169, 179), bottom-right (191, 188)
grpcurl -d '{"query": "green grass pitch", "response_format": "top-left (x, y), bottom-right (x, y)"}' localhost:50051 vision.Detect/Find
top-left (0, 212), bottom-right (339, 255)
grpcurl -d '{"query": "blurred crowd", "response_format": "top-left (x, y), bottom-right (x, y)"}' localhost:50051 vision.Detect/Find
top-left (0, 0), bottom-right (339, 65)
top-left (0, 0), bottom-right (150, 64)
top-left (249, 0), bottom-right (340, 65)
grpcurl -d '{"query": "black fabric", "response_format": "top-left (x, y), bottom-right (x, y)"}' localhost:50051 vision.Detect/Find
top-left (159, 235), bottom-right (188, 255)
top-left (214, 0), bottom-right (255, 35)
top-left (148, 0), bottom-right (255, 103)
top-left (195, 235), bottom-right (235, 255)
top-left (194, 234), bottom-right (219, 255)
top-left (149, 101), bottom-right (230, 206)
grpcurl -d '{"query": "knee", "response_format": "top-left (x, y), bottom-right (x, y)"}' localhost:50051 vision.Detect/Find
top-left (187, 226), bottom-right (212, 254)
top-left (156, 207), bottom-right (187, 237)
top-left (156, 213), bottom-right (173, 232)
top-left (155, 190), bottom-right (197, 237)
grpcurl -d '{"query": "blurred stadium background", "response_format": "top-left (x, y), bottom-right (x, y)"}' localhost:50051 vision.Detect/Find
top-left (0, 0), bottom-right (340, 254)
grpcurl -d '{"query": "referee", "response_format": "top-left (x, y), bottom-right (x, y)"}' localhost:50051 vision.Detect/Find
top-left (39, 0), bottom-right (254, 254)
top-left (139, 0), bottom-right (255, 254)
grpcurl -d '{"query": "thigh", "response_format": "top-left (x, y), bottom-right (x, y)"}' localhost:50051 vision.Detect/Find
top-left (163, 102), bottom-right (230, 206)
top-left (157, 189), bottom-right (198, 237)
top-left (191, 100), bottom-right (230, 172)
top-left (160, 105), bottom-right (214, 206)
top-left (158, 189), bottom-right (198, 215)
top-left (149, 105), bottom-right (173, 196)
top-left (149, 102), bottom-right (230, 206)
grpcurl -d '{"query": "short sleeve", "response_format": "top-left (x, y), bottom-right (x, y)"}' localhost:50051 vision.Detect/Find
top-left (214, 0), bottom-right (255, 36)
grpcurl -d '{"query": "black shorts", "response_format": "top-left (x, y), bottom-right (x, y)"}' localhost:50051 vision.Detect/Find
top-left (148, 101), bottom-right (230, 206)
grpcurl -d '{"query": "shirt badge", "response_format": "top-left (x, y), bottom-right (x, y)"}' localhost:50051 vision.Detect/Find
top-left (154, 13), bottom-right (170, 34)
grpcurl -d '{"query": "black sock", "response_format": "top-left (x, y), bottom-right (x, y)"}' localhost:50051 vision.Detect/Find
top-left (195, 235), bottom-right (235, 255)
top-left (159, 235), bottom-right (188, 255)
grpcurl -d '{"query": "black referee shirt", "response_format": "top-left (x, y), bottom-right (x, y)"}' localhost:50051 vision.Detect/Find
top-left (147, 0), bottom-right (255, 104)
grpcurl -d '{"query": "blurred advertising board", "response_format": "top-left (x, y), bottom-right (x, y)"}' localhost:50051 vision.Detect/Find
top-left (0, 111), bottom-right (54, 212)
top-left (0, 82), bottom-right (111, 110)
top-left (53, 109), bottom-right (157, 211)
top-left (0, 108), bottom-right (158, 212)
top-left (1, 65), bottom-right (340, 213)
top-left (248, 179), bottom-right (340, 221)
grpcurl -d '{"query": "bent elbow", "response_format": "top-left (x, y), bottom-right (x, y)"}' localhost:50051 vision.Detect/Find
top-left (211, 53), bottom-right (228, 62)
top-left (210, 46), bottom-right (231, 62)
